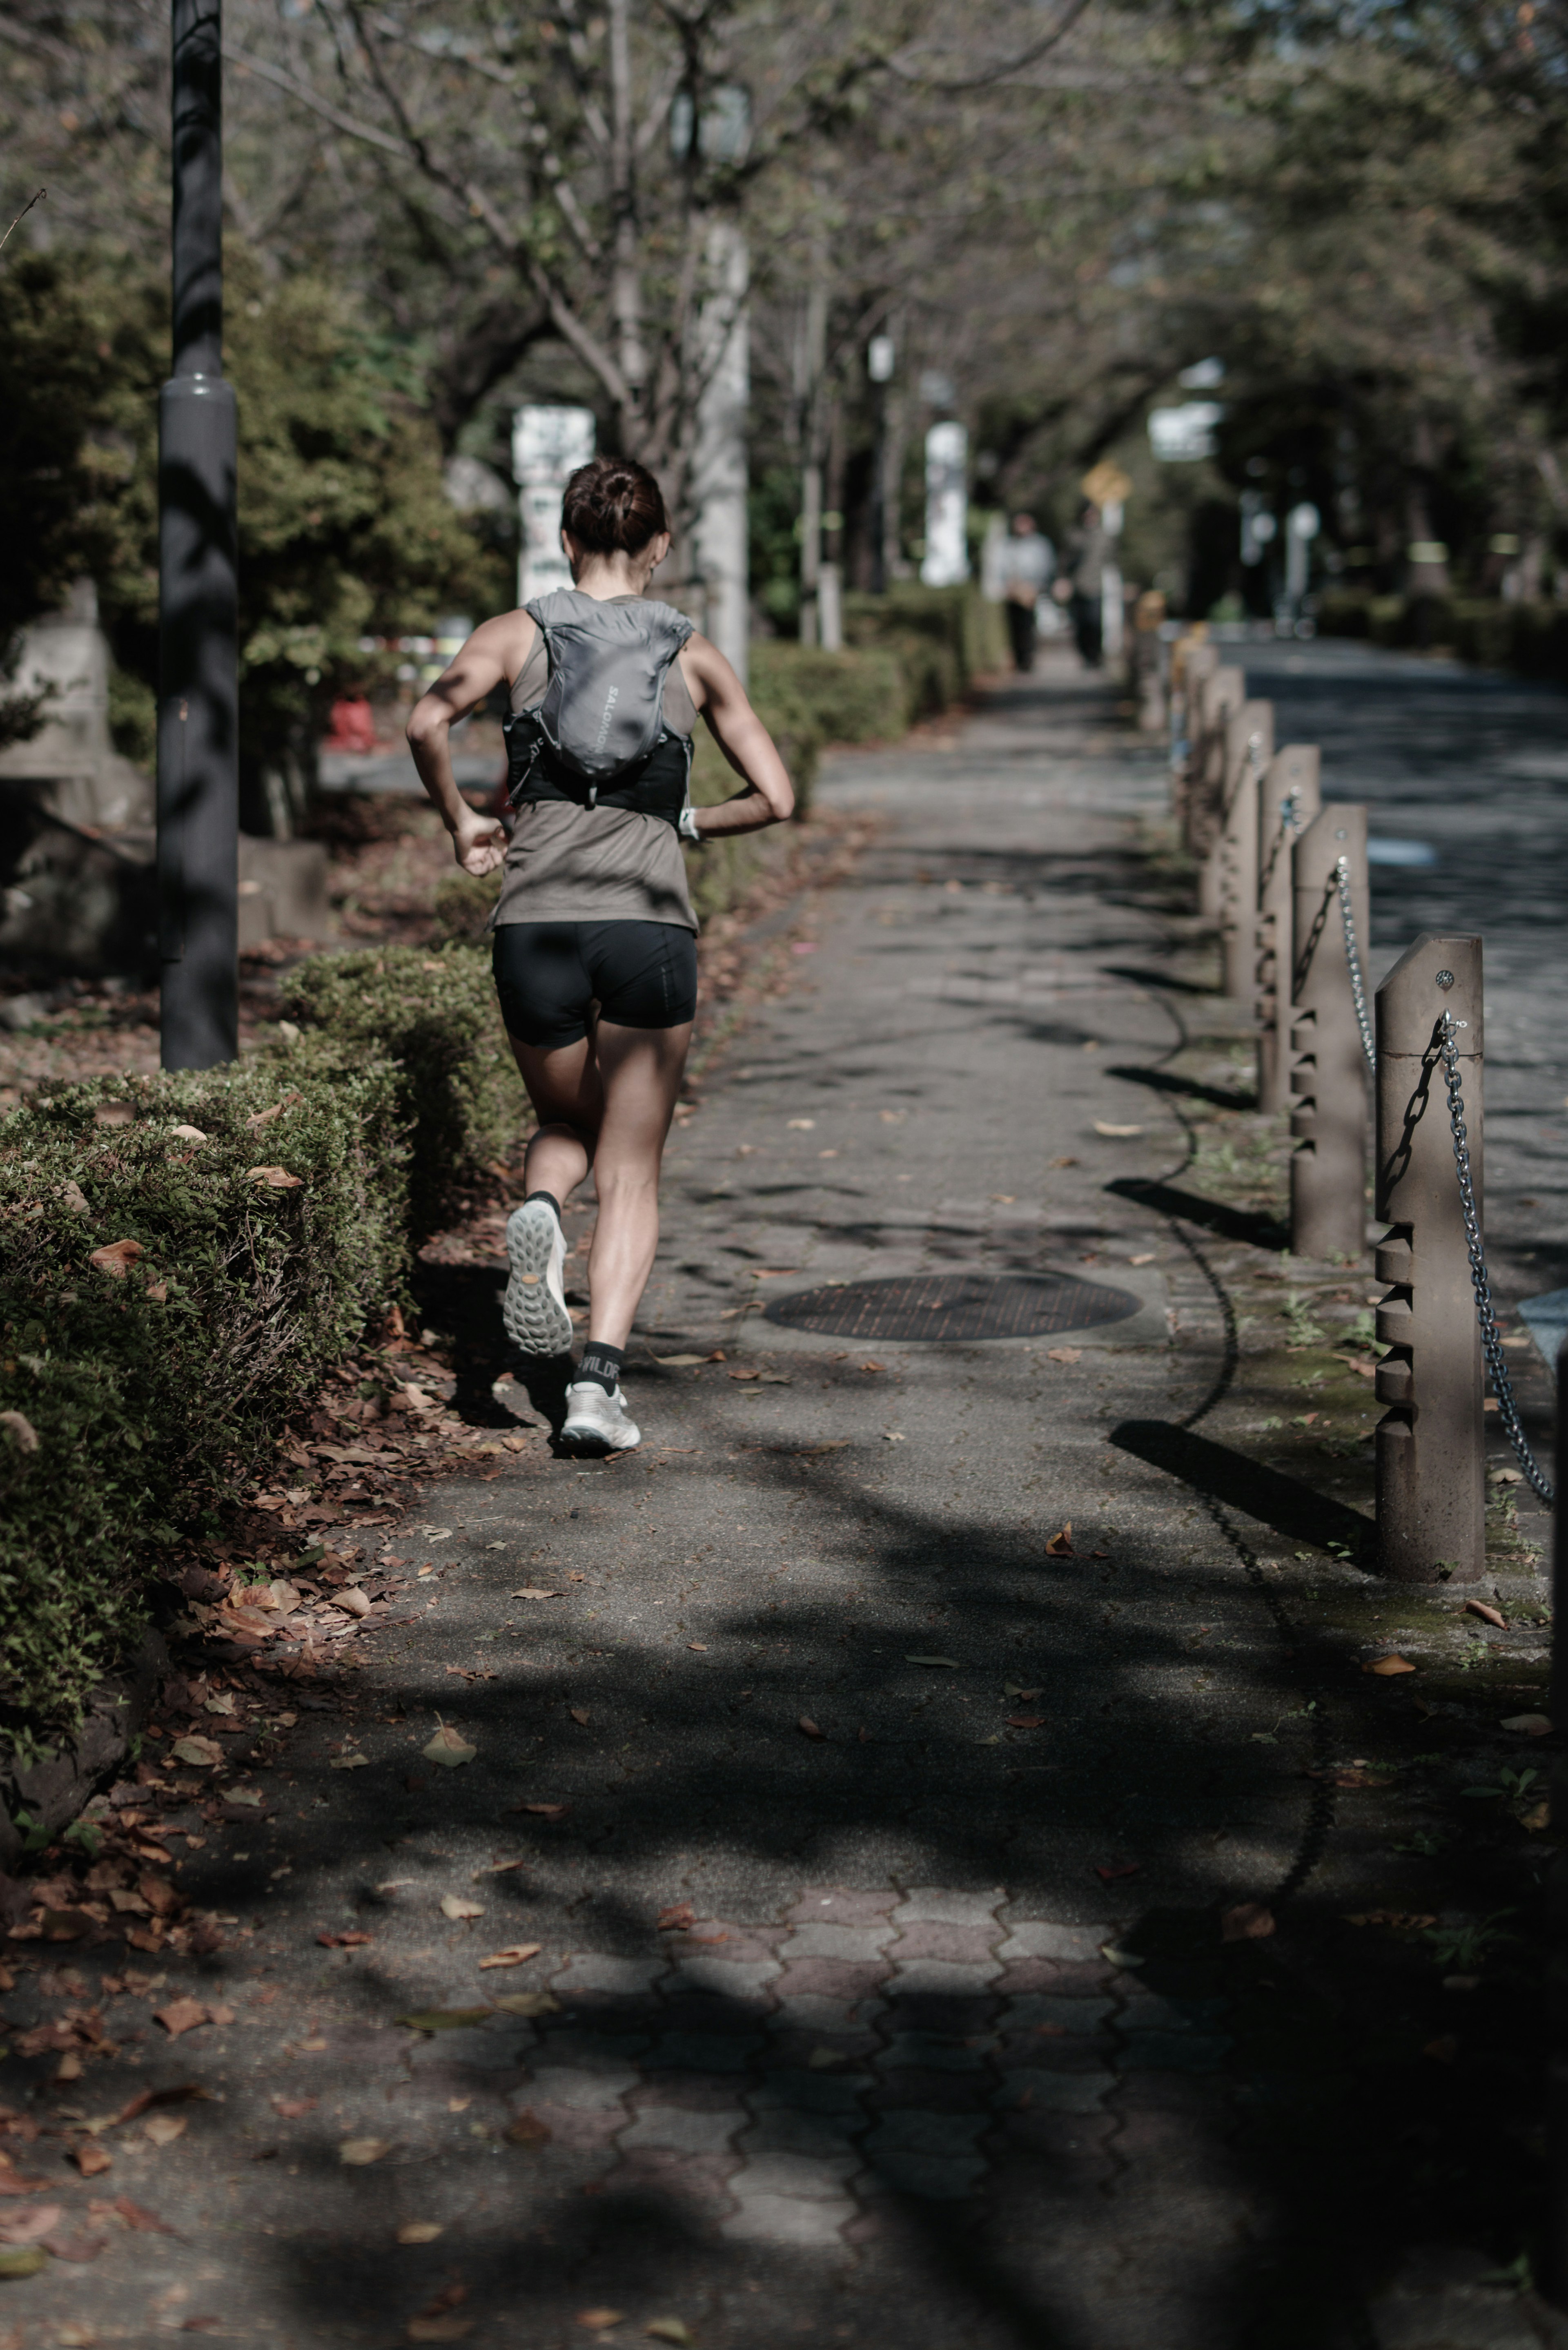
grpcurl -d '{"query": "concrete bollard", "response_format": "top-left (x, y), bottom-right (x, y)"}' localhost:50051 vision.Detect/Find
top-left (1193, 665), bottom-right (1245, 920)
top-left (1215, 700), bottom-right (1274, 1000)
top-left (1289, 803), bottom-right (1370, 1262)
top-left (1255, 746), bottom-right (1321, 1113)
top-left (1373, 934), bottom-right (1485, 1582)
top-left (1169, 636), bottom-right (1214, 830)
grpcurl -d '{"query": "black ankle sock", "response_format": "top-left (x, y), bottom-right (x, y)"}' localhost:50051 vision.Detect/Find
top-left (523, 1188), bottom-right (562, 1226)
top-left (577, 1340), bottom-right (624, 1396)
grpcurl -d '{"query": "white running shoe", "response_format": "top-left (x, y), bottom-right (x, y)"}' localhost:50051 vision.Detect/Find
top-left (560, 1380), bottom-right (641, 1453)
top-left (502, 1199), bottom-right (573, 1356)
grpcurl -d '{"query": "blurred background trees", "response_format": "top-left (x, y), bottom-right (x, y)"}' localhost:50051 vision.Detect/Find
top-left (5, 0), bottom-right (1568, 720)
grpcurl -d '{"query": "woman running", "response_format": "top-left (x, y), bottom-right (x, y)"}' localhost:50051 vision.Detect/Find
top-left (406, 456), bottom-right (794, 1452)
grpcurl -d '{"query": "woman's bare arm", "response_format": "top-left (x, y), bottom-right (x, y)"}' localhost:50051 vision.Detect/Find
top-left (678, 635), bottom-right (795, 838)
top-left (406, 612), bottom-right (534, 874)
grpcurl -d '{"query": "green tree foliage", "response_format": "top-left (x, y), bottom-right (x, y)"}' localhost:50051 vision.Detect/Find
top-left (0, 243), bottom-right (508, 778)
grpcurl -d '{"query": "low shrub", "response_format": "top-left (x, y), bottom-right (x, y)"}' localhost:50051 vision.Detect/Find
top-left (0, 1057), bottom-right (407, 1750)
top-left (1318, 588), bottom-right (1568, 682)
top-left (278, 943), bottom-right (520, 1240)
top-left (748, 642), bottom-right (910, 748)
top-left (432, 867), bottom-right (503, 945)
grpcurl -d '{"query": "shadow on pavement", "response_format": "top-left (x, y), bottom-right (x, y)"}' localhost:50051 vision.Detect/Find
top-left (1105, 1176), bottom-right (1290, 1253)
top-left (1109, 1420), bottom-right (1377, 1565)
top-left (1105, 1062), bottom-right (1258, 1114)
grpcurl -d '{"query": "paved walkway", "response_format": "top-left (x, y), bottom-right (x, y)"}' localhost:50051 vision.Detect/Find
top-left (0, 657), bottom-right (1552, 2350)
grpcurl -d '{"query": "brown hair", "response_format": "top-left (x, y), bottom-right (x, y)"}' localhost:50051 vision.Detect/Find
top-left (560, 456), bottom-right (668, 555)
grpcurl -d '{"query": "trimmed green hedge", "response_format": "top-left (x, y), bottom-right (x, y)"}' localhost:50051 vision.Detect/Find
top-left (0, 946), bottom-right (526, 1750)
top-left (0, 1056), bottom-right (408, 1750)
top-left (278, 943), bottom-right (515, 1241)
top-left (1317, 588), bottom-right (1568, 682)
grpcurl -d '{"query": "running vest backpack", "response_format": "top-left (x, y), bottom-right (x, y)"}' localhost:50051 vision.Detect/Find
top-left (504, 591), bottom-right (695, 826)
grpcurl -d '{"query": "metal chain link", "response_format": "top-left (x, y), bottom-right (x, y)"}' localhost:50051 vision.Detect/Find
top-left (1438, 1011), bottom-right (1555, 1502)
top-left (1258, 785), bottom-right (1303, 897)
top-left (1334, 855), bottom-right (1377, 1075)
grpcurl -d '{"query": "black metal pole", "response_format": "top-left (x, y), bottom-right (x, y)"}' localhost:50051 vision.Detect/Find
top-left (1546, 1339), bottom-right (1568, 2304)
top-left (158, 0), bottom-right (238, 1069)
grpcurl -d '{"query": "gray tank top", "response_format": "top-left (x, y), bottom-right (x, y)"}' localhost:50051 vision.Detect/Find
top-left (491, 596), bottom-right (699, 935)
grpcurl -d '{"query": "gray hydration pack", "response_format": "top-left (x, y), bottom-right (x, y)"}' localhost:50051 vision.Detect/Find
top-left (504, 590), bottom-right (695, 817)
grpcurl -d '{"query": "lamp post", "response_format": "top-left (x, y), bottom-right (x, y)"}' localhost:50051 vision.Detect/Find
top-left (157, 0), bottom-right (238, 1069)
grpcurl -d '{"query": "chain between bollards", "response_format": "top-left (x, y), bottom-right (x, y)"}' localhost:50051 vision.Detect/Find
top-left (1334, 855), bottom-right (1377, 1075)
top-left (1258, 785), bottom-right (1303, 899)
top-left (1438, 1010), bottom-right (1555, 1503)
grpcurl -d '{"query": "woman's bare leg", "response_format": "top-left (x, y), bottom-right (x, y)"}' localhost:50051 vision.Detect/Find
top-left (581, 1020), bottom-right (692, 1348)
top-left (506, 1033), bottom-right (602, 1205)
top-left (506, 1021), bottom-right (690, 1350)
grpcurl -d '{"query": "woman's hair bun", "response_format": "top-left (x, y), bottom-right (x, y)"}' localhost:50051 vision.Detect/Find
top-left (561, 456), bottom-right (669, 556)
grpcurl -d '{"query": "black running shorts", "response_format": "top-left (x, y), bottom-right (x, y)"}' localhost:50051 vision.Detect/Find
top-left (492, 920), bottom-right (699, 1050)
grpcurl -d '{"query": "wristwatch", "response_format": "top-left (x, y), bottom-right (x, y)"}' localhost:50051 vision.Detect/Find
top-left (678, 806), bottom-right (705, 846)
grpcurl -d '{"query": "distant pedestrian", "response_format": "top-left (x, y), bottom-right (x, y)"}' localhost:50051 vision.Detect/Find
top-left (406, 456), bottom-right (794, 1455)
top-left (1058, 502), bottom-right (1108, 669)
top-left (998, 515), bottom-right (1054, 672)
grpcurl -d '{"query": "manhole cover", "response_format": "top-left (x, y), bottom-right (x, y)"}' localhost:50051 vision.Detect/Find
top-left (762, 1271), bottom-right (1142, 1344)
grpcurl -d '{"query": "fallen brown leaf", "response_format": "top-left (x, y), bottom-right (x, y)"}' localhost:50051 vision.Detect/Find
top-left (1094, 1862), bottom-right (1140, 1883)
top-left (1220, 1903), bottom-right (1276, 1943)
top-left (397, 2222), bottom-right (444, 2245)
top-left (569, 1708), bottom-right (591, 1726)
top-left (1463, 1601), bottom-right (1506, 1629)
top-left (859, 1361), bottom-right (884, 1374)
top-left (422, 1723), bottom-right (476, 1768)
top-left (338, 2137), bottom-right (393, 2166)
top-left (797, 1717), bottom-right (826, 1740)
top-left (0, 2205), bottom-right (63, 2247)
top-left (271, 2097), bottom-right (317, 2120)
top-left (1045, 1525), bottom-right (1074, 1556)
top-left (1363, 1655), bottom-right (1416, 1676)
top-left (575, 2313), bottom-right (626, 2334)
top-left (317, 1931), bottom-right (373, 1949)
top-left (71, 2143), bottom-right (112, 2179)
top-left (503, 2110), bottom-right (552, 2146)
top-left (142, 2114), bottom-right (186, 2148)
top-left (646, 2325), bottom-right (696, 2348)
top-left (89, 1239), bottom-right (145, 1278)
top-left (244, 1091), bottom-right (301, 1131)
top-left (657, 1904), bottom-right (695, 1932)
top-left (244, 1166), bottom-right (303, 1189)
top-left (478, 1944), bottom-right (541, 1971)
top-left (439, 1896), bottom-right (484, 1922)
top-left (154, 1998), bottom-right (208, 2040)
top-left (1007, 1716), bottom-right (1045, 1730)
top-left (1046, 1348), bottom-right (1082, 1366)
top-left (1501, 1713), bottom-right (1553, 1735)
top-left (510, 1802), bottom-right (571, 1820)
top-left (114, 2194), bottom-right (175, 2234)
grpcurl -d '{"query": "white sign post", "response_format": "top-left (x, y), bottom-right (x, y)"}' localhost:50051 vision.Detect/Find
top-left (512, 404), bottom-right (597, 606)
top-left (920, 421), bottom-right (969, 587)
top-left (688, 221), bottom-right (751, 684)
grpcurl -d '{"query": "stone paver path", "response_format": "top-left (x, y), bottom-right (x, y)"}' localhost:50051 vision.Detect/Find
top-left (0, 658), bottom-right (1548, 2350)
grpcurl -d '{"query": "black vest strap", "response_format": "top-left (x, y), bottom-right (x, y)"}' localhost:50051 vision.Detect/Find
top-left (504, 711), bottom-right (692, 827)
